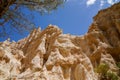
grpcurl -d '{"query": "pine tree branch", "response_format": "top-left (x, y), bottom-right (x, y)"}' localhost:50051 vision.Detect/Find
top-left (0, 0), bottom-right (16, 18)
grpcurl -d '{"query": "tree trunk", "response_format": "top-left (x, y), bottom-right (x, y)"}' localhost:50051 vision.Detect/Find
top-left (0, 0), bottom-right (16, 18)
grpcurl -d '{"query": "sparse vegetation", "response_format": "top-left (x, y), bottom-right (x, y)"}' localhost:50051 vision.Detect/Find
top-left (116, 62), bottom-right (120, 68)
top-left (95, 63), bottom-right (120, 80)
top-left (116, 62), bottom-right (120, 76)
top-left (107, 71), bottom-right (119, 80)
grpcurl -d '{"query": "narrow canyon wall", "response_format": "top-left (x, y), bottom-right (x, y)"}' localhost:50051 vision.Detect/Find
top-left (0, 2), bottom-right (120, 80)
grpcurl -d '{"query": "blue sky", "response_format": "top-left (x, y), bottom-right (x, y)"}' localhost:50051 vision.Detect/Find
top-left (31, 0), bottom-right (119, 35)
top-left (0, 0), bottom-right (119, 41)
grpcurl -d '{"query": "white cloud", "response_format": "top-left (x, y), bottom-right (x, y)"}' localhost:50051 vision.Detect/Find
top-left (86, 0), bottom-right (96, 6)
top-left (107, 0), bottom-right (116, 5)
top-left (100, 0), bottom-right (105, 7)
top-left (86, 0), bottom-right (119, 7)
top-left (67, 0), bottom-right (119, 7)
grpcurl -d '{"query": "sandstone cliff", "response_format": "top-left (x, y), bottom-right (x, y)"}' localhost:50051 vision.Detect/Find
top-left (0, 2), bottom-right (120, 80)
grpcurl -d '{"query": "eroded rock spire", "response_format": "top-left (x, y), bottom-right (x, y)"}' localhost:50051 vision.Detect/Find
top-left (0, 3), bottom-right (120, 80)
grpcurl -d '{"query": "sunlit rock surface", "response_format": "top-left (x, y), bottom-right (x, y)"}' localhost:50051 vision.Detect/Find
top-left (0, 2), bottom-right (120, 80)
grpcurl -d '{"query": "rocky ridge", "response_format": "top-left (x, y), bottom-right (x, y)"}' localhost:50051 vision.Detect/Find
top-left (0, 2), bottom-right (120, 80)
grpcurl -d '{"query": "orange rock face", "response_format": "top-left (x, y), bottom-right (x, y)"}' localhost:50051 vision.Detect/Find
top-left (0, 2), bottom-right (120, 80)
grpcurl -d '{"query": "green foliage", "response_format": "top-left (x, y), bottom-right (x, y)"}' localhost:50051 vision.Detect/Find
top-left (95, 63), bottom-right (120, 80)
top-left (116, 62), bottom-right (120, 68)
top-left (16, 0), bottom-right (65, 14)
top-left (95, 63), bottom-right (109, 74)
top-left (116, 62), bottom-right (120, 77)
top-left (107, 71), bottom-right (119, 80)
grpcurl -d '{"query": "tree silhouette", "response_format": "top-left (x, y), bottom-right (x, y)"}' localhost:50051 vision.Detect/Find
top-left (0, 0), bottom-right (66, 38)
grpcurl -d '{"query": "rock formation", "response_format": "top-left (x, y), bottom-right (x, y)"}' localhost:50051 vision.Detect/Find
top-left (0, 2), bottom-right (120, 80)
